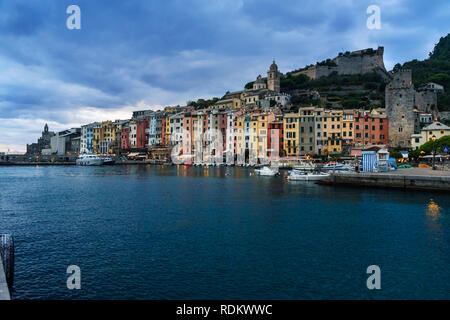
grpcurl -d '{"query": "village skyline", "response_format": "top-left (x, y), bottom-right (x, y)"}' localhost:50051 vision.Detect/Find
top-left (1, 0), bottom-right (450, 153)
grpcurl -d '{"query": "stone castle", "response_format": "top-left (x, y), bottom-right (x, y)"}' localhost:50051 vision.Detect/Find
top-left (385, 69), bottom-right (443, 148)
top-left (385, 70), bottom-right (416, 148)
top-left (293, 47), bottom-right (387, 79)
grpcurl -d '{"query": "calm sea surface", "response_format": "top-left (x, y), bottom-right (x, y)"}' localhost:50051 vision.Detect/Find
top-left (0, 165), bottom-right (449, 299)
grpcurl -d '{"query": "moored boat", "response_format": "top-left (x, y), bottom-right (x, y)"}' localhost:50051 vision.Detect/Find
top-left (287, 170), bottom-right (330, 181)
top-left (323, 162), bottom-right (345, 170)
top-left (293, 159), bottom-right (317, 171)
top-left (76, 154), bottom-right (104, 166)
top-left (255, 166), bottom-right (279, 176)
top-left (102, 157), bottom-right (115, 165)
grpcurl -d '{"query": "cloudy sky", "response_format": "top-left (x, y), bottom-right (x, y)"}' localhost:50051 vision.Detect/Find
top-left (0, 0), bottom-right (449, 152)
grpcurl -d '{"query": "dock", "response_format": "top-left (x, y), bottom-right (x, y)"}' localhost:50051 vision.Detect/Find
top-left (0, 235), bottom-right (14, 300)
top-left (320, 168), bottom-right (450, 191)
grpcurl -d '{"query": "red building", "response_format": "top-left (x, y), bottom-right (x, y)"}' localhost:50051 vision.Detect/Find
top-left (136, 117), bottom-right (150, 149)
top-left (353, 110), bottom-right (389, 146)
top-left (121, 127), bottom-right (130, 150)
top-left (268, 119), bottom-right (284, 158)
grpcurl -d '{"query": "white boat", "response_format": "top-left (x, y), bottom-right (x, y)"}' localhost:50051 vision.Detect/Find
top-left (255, 166), bottom-right (279, 176)
top-left (323, 162), bottom-right (345, 170)
top-left (287, 170), bottom-right (330, 181)
top-left (76, 154), bottom-right (104, 166)
top-left (293, 159), bottom-right (317, 171)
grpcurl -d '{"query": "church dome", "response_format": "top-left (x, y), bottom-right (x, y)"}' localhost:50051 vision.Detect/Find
top-left (269, 60), bottom-right (278, 71)
top-left (255, 75), bottom-right (264, 83)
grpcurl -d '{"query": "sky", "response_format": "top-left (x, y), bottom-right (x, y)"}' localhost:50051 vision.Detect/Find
top-left (0, 0), bottom-right (449, 153)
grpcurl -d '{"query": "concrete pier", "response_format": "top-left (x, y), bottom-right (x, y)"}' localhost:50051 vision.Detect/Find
top-left (320, 168), bottom-right (450, 191)
top-left (0, 235), bottom-right (14, 300)
top-left (0, 255), bottom-right (10, 300)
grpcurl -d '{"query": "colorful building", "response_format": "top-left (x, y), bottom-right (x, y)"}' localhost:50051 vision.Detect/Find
top-left (353, 109), bottom-right (389, 146)
top-left (283, 113), bottom-right (299, 156)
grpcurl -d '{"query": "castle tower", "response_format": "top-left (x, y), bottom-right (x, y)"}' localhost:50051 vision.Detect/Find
top-left (44, 123), bottom-right (48, 133)
top-left (385, 70), bottom-right (415, 148)
top-left (267, 61), bottom-right (280, 93)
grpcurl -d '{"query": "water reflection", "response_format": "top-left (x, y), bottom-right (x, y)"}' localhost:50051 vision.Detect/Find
top-left (426, 199), bottom-right (441, 220)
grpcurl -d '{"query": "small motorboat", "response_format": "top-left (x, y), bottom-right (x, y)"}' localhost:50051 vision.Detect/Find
top-left (255, 166), bottom-right (279, 176)
top-left (287, 170), bottom-right (330, 181)
top-left (323, 162), bottom-right (345, 170)
top-left (76, 154), bottom-right (104, 166)
top-left (293, 159), bottom-right (317, 172)
top-left (102, 157), bottom-right (115, 165)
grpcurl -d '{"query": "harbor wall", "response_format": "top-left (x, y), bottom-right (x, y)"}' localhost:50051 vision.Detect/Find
top-left (321, 172), bottom-right (450, 191)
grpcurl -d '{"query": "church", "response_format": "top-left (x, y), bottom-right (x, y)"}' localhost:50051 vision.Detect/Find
top-left (26, 124), bottom-right (55, 155)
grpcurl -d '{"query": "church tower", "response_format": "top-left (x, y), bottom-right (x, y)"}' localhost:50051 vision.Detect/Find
top-left (267, 60), bottom-right (280, 93)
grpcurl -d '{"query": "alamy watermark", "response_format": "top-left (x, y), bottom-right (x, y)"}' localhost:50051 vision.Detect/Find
top-left (367, 5), bottom-right (381, 30)
top-left (66, 5), bottom-right (81, 30)
top-left (66, 265), bottom-right (81, 290)
top-left (366, 265), bottom-right (381, 290)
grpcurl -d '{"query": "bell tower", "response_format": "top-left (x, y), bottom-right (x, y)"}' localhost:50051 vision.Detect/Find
top-left (267, 60), bottom-right (280, 93)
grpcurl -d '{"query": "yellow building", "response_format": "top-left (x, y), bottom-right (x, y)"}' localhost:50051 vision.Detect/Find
top-left (212, 98), bottom-right (243, 110)
top-left (97, 121), bottom-right (116, 154)
top-left (165, 114), bottom-right (172, 145)
top-left (323, 110), bottom-right (343, 154)
top-left (341, 110), bottom-right (354, 146)
top-left (411, 122), bottom-right (450, 150)
top-left (235, 114), bottom-right (246, 164)
top-left (254, 112), bottom-right (274, 164)
top-left (283, 113), bottom-right (299, 156)
top-left (93, 123), bottom-right (102, 154)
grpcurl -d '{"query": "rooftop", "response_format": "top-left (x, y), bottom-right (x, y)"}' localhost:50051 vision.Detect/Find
top-left (423, 122), bottom-right (450, 131)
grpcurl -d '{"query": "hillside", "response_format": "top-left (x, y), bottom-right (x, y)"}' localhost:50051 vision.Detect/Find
top-left (399, 34), bottom-right (450, 111)
top-left (244, 34), bottom-right (450, 112)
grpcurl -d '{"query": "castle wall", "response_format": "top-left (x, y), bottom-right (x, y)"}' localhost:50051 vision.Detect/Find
top-left (295, 47), bottom-right (386, 80)
top-left (415, 90), bottom-right (438, 118)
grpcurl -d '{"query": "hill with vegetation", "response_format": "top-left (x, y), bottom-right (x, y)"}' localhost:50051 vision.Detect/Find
top-left (244, 34), bottom-right (450, 112)
top-left (398, 34), bottom-right (450, 111)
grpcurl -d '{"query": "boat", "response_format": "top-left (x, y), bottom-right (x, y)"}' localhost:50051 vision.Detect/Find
top-left (323, 162), bottom-right (345, 170)
top-left (102, 157), bottom-right (115, 165)
top-left (292, 159), bottom-right (317, 171)
top-left (76, 154), bottom-right (104, 166)
top-left (287, 170), bottom-right (330, 181)
top-left (255, 166), bottom-right (279, 176)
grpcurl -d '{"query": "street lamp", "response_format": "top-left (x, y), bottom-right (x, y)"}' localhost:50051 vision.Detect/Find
top-left (431, 134), bottom-right (437, 170)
